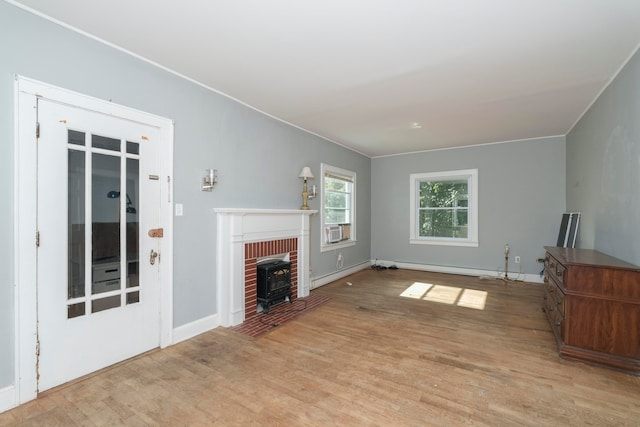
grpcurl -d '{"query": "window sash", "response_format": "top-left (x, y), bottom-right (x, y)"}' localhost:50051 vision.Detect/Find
top-left (321, 163), bottom-right (356, 251)
top-left (410, 169), bottom-right (478, 247)
top-left (324, 177), bottom-right (352, 224)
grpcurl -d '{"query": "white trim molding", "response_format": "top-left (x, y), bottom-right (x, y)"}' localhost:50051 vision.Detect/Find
top-left (0, 385), bottom-right (17, 414)
top-left (310, 261), bottom-right (371, 289)
top-left (172, 314), bottom-right (219, 345)
top-left (373, 260), bottom-right (544, 284)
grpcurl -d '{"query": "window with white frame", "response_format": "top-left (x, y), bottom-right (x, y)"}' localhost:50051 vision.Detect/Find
top-left (321, 164), bottom-right (356, 252)
top-left (410, 169), bottom-right (478, 247)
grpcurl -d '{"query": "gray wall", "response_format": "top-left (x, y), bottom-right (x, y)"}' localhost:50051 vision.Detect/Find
top-left (371, 137), bottom-right (566, 275)
top-left (566, 47), bottom-right (640, 265)
top-left (0, 2), bottom-right (370, 390)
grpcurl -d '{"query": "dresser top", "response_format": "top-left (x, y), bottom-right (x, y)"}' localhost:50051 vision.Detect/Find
top-left (545, 246), bottom-right (640, 271)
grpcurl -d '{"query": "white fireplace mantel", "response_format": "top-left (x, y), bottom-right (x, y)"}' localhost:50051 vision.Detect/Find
top-left (215, 208), bottom-right (317, 326)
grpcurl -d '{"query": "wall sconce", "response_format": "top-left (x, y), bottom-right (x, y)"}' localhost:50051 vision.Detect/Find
top-left (202, 169), bottom-right (218, 191)
top-left (298, 166), bottom-right (315, 210)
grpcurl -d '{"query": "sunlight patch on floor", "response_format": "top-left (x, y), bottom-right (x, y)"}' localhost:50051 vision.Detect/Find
top-left (400, 282), bottom-right (487, 310)
top-left (399, 281), bottom-right (433, 299)
top-left (424, 284), bottom-right (462, 304)
top-left (457, 288), bottom-right (488, 310)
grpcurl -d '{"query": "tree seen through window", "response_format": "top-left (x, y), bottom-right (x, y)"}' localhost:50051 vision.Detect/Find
top-left (418, 179), bottom-right (468, 238)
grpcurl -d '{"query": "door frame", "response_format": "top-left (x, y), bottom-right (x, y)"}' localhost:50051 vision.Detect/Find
top-left (13, 76), bottom-right (174, 405)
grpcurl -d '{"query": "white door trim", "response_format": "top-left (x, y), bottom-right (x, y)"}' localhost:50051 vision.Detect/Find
top-left (13, 75), bottom-right (174, 406)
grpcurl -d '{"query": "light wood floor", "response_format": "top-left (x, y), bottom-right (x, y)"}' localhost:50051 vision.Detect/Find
top-left (2, 269), bottom-right (639, 426)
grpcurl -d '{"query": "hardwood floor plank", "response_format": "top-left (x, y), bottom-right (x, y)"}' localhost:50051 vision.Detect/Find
top-left (2, 269), bottom-right (640, 426)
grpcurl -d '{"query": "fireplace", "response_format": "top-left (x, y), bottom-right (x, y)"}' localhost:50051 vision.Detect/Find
top-left (244, 238), bottom-right (297, 320)
top-left (257, 260), bottom-right (291, 313)
top-left (215, 208), bottom-right (316, 326)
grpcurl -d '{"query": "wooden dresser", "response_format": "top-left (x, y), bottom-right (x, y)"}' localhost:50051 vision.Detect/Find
top-left (543, 246), bottom-right (640, 374)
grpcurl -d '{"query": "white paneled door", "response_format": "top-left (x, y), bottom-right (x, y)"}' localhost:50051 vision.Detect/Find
top-left (36, 99), bottom-right (161, 392)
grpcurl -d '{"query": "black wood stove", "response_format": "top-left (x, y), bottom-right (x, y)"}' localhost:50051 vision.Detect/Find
top-left (256, 260), bottom-right (291, 314)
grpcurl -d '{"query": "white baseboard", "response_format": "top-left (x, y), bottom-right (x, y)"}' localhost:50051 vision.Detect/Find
top-left (310, 261), bottom-right (371, 289)
top-left (172, 314), bottom-right (219, 345)
top-left (0, 385), bottom-right (16, 415)
top-left (373, 260), bottom-right (544, 284)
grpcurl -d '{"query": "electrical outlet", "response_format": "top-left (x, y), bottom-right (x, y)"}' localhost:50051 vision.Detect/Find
top-left (515, 256), bottom-right (521, 264)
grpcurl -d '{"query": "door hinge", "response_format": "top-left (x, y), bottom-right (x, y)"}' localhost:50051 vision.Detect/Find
top-left (36, 122), bottom-right (40, 139)
top-left (36, 230), bottom-right (40, 247)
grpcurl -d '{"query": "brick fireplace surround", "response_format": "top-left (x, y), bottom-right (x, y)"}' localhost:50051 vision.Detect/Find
top-left (244, 238), bottom-right (298, 320)
top-left (215, 209), bottom-right (316, 326)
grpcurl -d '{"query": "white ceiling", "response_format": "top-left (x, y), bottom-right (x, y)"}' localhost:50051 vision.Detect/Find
top-left (10, 0), bottom-right (640, 157)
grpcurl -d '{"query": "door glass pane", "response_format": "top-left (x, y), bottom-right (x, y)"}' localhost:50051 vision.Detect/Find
top-left (92, 153), bottom-right (121, 296)
top-left (126, 158), bottom-right (139, 289)
top-left (126, 141), bottom-right (140, 155)
top-left (68, 129), bottom-right (85, 146)
top-left (67, 302), bottom-right (85, 319)
top-left (68, 149), bottom-right (86, 299)
top-left (92, 134), bottom-right (120, 152)
top-left (92, 295), bottom-right (121, 313)
top-left (126, 291), bottom-right (140, 305)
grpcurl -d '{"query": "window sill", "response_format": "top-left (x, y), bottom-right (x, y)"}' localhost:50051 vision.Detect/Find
top-left (321, 239), bottom-right (356, 252)
top-left (410, 238), bottom-right (478, 248)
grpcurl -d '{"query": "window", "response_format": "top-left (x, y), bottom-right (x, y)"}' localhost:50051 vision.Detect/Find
top-left (321, 164), bottom-right (356, 252)
top-left (410, 169), bottom-right (478, 247)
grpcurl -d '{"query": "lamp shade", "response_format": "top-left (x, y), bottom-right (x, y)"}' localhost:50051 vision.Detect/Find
top-left (298, 166), bottom-right (314, 179)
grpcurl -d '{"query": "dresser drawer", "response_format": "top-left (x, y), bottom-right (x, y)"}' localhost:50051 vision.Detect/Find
top-left (543, 286), bottom-right (565, 341)
top-left (554, 289), bottom-right (565, 315)
top-left (551, 306), bottom-right (564, 338)
top-left (544, 286), bottom-right (565, 317)
top-left (546, 254), bottom-right (566, 287)
top-left (554, 263), bottom-right (566, 286)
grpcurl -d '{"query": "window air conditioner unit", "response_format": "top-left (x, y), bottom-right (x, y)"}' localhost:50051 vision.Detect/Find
top-left (325, 225), bottom-right (341, 244)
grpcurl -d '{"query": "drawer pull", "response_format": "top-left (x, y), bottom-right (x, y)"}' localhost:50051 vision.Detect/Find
top-left (105, 268), bottom-right (118, 273)
top-left (555, 321), bottom-right (561, 327)
top-left (556, 270), bottom-right (562, 276)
